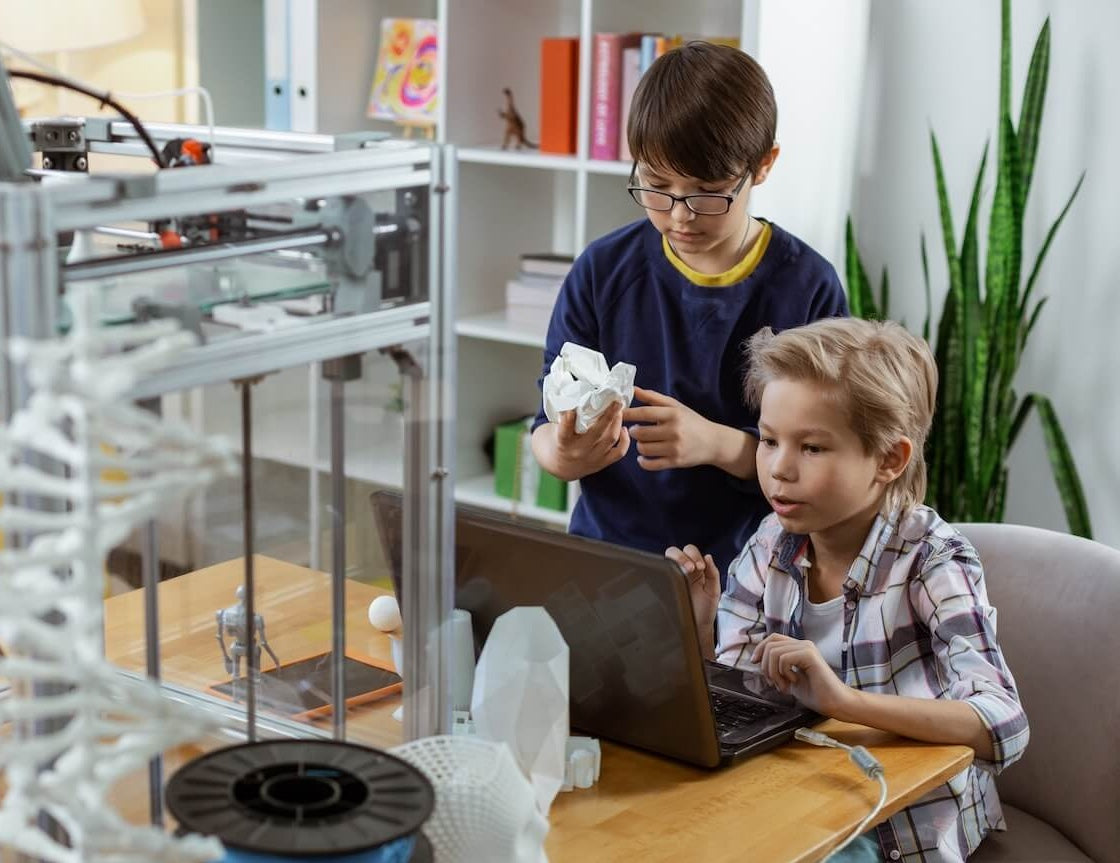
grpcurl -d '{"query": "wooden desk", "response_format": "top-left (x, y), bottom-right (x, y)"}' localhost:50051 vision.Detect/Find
top-left (104, 557), bottom-right (973, 863)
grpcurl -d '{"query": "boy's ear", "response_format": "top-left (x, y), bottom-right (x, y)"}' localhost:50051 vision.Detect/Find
top-left (875, 437), bottom-right (913, 485)
top-left (751, 144), bottom-right (781, 186)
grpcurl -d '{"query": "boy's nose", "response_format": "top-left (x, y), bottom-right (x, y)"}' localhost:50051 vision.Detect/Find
top-left (770, 451), bottom-right (796, 481)
top-left (669, 198), bottom-right (695, 219)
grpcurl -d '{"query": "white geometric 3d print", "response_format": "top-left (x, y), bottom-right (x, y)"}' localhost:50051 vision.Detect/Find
top-left (0, 286), bottom-right (237, 862)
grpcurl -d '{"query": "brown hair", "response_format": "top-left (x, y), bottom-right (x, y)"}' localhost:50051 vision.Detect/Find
top-left (627, 41), bottom-right (777, 181)
top-left (744, 318), bottom-right (939, 516)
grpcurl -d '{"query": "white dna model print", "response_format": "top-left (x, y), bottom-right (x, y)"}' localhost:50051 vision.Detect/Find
top-left (0, 286), bottom-right (236, 862)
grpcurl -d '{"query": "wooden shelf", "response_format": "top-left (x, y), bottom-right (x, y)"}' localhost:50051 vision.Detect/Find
top-left (455, 473), bottom-right (570, 527)
top-left (457, 146), bottom-right (632, 176)
top-left (456, 310), bottom-right (548, 348)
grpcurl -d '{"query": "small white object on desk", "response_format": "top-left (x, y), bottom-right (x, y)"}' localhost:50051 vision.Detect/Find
top-left (368, 595), bottom-right (404, 721)
top-left (560, 736), bottom-right (601, 792)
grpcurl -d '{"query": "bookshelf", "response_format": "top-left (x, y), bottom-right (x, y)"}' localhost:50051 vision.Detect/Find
top-left (187, 0), bottom-right (762, 537)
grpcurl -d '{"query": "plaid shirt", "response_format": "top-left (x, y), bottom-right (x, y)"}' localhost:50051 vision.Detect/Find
top-left (717, 506), bottom-right (1029, 863)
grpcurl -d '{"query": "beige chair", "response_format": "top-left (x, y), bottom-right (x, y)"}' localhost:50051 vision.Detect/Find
top-left (959, 523), bottom-right (1120, 863)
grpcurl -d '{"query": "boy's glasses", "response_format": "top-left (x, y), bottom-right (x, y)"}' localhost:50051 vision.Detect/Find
top-left (626, 165), bottom-right (749, 216)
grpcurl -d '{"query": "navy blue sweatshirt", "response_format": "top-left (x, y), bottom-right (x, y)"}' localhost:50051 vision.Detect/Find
top-left (533, 218), bottom-right (847, 580)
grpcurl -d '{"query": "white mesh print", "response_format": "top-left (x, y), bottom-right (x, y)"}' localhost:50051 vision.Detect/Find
top-left (392, 735), bottom-right (549, 863)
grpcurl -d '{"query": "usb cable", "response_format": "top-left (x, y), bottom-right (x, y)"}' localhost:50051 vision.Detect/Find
top-left (795, 728), bottom-right (888, 857)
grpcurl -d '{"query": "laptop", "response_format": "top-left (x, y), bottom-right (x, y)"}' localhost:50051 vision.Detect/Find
top-left (371, 490), bottom-right (819, 768)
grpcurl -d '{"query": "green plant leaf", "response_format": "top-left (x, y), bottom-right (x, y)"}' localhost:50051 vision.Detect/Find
top-left (1008, 390), bottom-right (1032, 451)
top-left (1032, 394), bottom-right (1093, 538)
top-left (999, 0), bottom-right (1012, 128)
top-left (920, 232), bottom-right (932, 344)
top-left (990, 466), bottom-right (1009, 525)
top-left (1021, 172), bottom-right (1084, 322)
top-left (1017, 18), bottom-right (1050, 213)
top-left (1021, 296), bottom-right (1049, 352)
top-left (879, 267), bottom-right (890, 320)
top-left (845, 216), bottom-right (878, 320)
top-left (930, 131), bottom-right (966, 509)
top-left (960, 142), bottom-right (989, 505)
top-left (983, 112), bottom-right (1024, 499)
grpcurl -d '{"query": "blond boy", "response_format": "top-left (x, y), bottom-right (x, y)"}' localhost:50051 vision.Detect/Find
top-left (668, 318), bottom-right (1028, 862)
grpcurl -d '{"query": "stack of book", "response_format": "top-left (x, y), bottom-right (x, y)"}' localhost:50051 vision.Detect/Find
top-left (504, 253), bottom-right (574, 327)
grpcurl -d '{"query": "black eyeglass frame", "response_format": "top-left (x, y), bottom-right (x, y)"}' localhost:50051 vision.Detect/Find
top-left (626, 163), bottom-right (750, 215)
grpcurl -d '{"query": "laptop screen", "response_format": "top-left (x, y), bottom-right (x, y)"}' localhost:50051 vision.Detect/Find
top-left (370, 490), bottom-right (723, 766)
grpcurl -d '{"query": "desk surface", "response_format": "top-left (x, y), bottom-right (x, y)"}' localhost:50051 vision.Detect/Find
top-left (104, 556), bottom-right (973, 863)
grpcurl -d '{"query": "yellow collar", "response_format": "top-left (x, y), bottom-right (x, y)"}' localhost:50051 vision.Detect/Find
top-left (662, 221), bottom-right (772, 287)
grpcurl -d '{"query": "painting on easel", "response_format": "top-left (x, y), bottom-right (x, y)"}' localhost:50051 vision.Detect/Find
top-left (367, 18), bottom-right (438, 137)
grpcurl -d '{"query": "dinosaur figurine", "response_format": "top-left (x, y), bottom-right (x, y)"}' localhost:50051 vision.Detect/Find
top-left (498, 88), bottom-right (537, 150)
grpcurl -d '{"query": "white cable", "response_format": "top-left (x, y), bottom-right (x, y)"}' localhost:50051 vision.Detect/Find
top-left (0, 40), bottom-right (57, 74)
top-left (0, 40), bottom-right (217, 156)
top-left (795, 727), bottom-right (889, 858)
top-left (114, 86), bottom-right (216, 155)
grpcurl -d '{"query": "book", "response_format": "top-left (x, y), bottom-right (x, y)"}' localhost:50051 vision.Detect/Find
top-left (590, 32), bottom-right (641, 161)
top-left (639, 34), bottom-right (661, 76)
top-left (519, 252), bottom-right (574, 278)
top-left (540, 37), bottom-right (580, 155)
top-left (505, 279), bottom-right (562, 309)
top-left (618, 46), bottom-right (642, 162)
top-left (367, 18), bottom-right (439, 124)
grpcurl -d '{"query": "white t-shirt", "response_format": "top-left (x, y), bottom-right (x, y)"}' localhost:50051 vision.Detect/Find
top-left (799, 593), bottom-right (845, 673)
top-left (795, 553), bottom-right (845, 672)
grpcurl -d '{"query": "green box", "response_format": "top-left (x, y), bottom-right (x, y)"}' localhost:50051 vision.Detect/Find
top-left (493, 417), bottom-right (567, 512)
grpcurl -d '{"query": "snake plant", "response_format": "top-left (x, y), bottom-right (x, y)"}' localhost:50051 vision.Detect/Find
top-left (846, 0), bottom-right (1091, 537)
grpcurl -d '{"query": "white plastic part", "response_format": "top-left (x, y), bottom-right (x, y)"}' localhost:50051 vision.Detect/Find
top-left (367, 595), bottom-right (403, 633)
top-left (470, 607), bottom-right (569, 815)
top-left (559, 736), bottom-right (601, 792)
top-left (449, 608), bottom-right (475, 714)
top-left (0, 286), bottom-right (236, 862)
top-left (369, 596), bottom-right (405, 721)
top-left (391, 735), bottom-right (549, 863)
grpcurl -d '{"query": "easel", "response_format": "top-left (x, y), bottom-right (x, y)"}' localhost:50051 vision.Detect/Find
top-left (395, 118), bottom-right (435, 141)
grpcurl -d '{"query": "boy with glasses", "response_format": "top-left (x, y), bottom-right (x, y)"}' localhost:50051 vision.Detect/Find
top-left (532, 42), bottom-right (847, 578)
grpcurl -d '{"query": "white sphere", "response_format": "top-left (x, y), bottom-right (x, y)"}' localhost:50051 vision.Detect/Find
top-left (368, 595), bottom-right (402, 632)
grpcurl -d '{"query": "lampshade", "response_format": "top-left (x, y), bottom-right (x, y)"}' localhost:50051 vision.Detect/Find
top-left (0, 0), bottom-right (144, 53)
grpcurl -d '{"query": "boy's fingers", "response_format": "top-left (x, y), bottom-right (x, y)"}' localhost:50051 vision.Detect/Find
top-left (632, 386), bottom-right (678, 406)
top-left (556, 410), bottom-right (576, 442)
top-left (682, 544), bottom-right (706, 569)
top-left (622, 405), bottom-right (675, 426)
top-left (634, 439), bottom-right (674, 458)
top-left (605, 426), bottom-right (631, 464)
top-left (595, 410), bottom-right (624, 450)
top-left (664, 546), bottom-right (693, 572)
top-left (636, 455), bottom-right (670, 472)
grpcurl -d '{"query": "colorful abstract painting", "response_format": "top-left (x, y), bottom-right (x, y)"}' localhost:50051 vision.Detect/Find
top-left (367, 18), bottom-right (439, 123)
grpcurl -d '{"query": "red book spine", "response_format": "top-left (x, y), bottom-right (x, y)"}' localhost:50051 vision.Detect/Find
top-left (590, 33), bottom-right (622, 161)
top-left (540, 37), bottom-right (580, 155)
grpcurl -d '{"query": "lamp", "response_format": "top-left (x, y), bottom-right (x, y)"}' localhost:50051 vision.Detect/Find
top-left (0, 0), bottom-right (144, 53)
top-left (0, 0), bottom-right (145, 117)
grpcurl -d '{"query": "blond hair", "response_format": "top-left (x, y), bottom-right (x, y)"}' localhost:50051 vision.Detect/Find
top-left (744, 318), bottom-right (938, 516)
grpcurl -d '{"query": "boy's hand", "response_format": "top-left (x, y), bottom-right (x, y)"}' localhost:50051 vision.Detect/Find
top-left (548, 403), bottom-right (631, 480)
top-left (665, 544), bottom-right (721, 637)
top-left (624, 387), bottom-right (721, 471)
top-left (751, 634), bottom-right (853, 717)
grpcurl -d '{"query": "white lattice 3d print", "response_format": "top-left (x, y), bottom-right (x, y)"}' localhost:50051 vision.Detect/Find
top-left (0, 286), bottom-right (237, 863)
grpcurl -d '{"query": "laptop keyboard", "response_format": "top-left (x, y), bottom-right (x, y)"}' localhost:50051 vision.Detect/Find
top-left (710, 690), bottom-right (777, 737)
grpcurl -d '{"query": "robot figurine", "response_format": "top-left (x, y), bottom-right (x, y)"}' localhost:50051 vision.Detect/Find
top-left (215, 586), bottom-right (281, 701)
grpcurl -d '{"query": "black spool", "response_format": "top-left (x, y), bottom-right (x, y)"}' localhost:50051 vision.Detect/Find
top-left (165, 739), bottom-right (434, 858)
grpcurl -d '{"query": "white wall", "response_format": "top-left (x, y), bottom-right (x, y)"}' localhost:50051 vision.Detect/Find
top-left (849, 0), bottom-right (1120, 547)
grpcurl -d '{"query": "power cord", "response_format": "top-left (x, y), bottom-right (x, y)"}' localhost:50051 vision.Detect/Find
top-left (795, 727), bottom-right (888, 858)
top-left (7, 68), bottom-right (165, 168)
